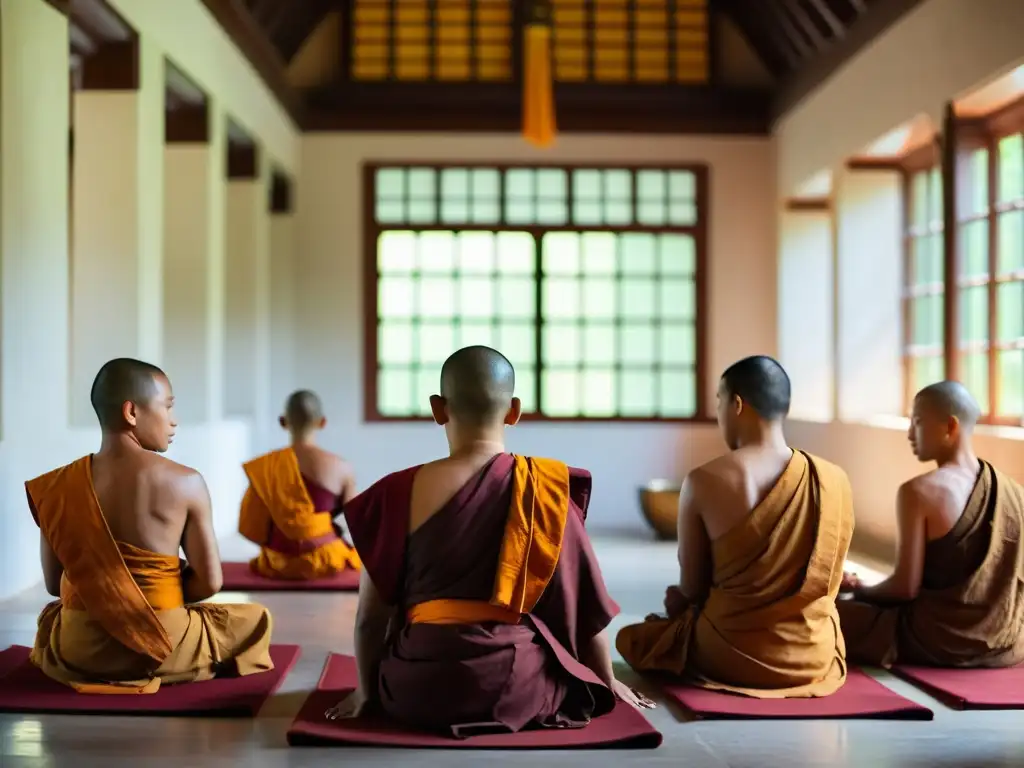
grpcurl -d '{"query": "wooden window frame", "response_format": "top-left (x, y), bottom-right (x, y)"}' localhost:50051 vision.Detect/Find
top-left (897, 97), bottom-right (1024, 424)
top-left (362, 161), bottom-right (710, 424)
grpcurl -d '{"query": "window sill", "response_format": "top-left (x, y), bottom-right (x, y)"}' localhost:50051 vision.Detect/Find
top-left (843, 414), bottom-right (1024, 441)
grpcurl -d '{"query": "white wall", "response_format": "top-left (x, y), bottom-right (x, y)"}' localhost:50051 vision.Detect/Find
top-left (295, 134), bottom-right (777, 530)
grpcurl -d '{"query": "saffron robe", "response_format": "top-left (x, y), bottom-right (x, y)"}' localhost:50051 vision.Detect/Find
top-left (838, 461), bottom-right (1024, 668)
top-left (343, 453), bottom-right (618, 737)
top-left (616, 450), bottom-right (854, 698)
top-left (27, 456), bottom-right (274, 694)
top-left (239, 448), bottom-right (361, 580)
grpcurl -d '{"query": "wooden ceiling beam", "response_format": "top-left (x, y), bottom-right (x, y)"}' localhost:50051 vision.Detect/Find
top-left (764, 0), bottom-right (816, 60)
top-left (781, 0), bottom-right (829, 52)
top-left (720, 0), bottom-right (801, 74)
top-left (807, 0), bottom-right (845, 38)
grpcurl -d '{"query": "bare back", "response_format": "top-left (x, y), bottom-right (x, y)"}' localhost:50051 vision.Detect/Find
top-left (90, 450), bottom-right (204, 557)
top-left (409, 451), bottom-right (502, 534)
top-left (291, 443), bottom-right (354, 502)
top-left (909, 463), bottom-right (981, 541)
top-left (694, 446), bottom-right (795, 541)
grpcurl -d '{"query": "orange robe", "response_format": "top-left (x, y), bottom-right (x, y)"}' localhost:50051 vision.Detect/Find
top-left (239, 448), bottom-right (360, 580)
top-left (617, 450), bottom-right (854, 698)
top-left (838, 461), bottom-right (1024, 668)
top-left (27, 456), bottom-right (273, 694)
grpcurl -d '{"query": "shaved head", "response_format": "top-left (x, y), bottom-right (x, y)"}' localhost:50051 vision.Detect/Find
top-left (284, 390), bottom-right (324, 431)
top-left (720, 355), bottom-right (791, 421)
top-left (915, 381), bottom-right (980, 430)
top-left (90, 358), bottom-right (167, 430)
top-left (439, 346), bottom-right (516, 425)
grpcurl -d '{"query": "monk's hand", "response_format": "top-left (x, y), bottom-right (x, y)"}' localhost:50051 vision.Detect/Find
top-left (610, 679), bottom-right (656, 711)
top-left (663, 585), bottom-right (688, 618)
top-left (325, 689), bottom-right (369, 720)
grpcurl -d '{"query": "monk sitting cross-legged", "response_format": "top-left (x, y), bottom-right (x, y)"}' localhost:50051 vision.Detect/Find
top-left (239, 390), bottom-right (361, 580)
top-left (325, 345), bottom-right (654, 735)
top-left (617, 356), bottom-right (855, 698)
top-left (27, 358), bottom-right (273, 693)
top-left (838, 381), bottom-right (1024, 668)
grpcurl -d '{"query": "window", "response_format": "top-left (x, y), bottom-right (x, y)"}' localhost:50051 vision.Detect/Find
top-left (351, 0), bottom-right (513, 81)
top-left (552, 0), bottom-right (709, 84)
top-left (365, 164), bottom-right (707, 421)
top-left (993, 133), bottom-right (1024, 418)
top-left (903, 165), bottom-right (944, 403)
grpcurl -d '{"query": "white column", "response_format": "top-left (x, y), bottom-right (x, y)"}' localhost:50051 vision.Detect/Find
top-left (69, 37), bottom-right (164, 425)
top-left (269, 197), bottom-right (296, 417)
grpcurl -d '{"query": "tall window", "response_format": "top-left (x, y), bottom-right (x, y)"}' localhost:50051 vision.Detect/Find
top-left (366, 164), bottom-right (707, 421)
top-left (994, 133), bottom-right (1023, 419)
top-left (904, 165), bottom-right (944, 403)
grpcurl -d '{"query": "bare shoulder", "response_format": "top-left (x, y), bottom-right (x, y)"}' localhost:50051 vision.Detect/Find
top-left (897, 473), bottom-right (936, 511)
top-left (146, 453), bottom-right (207, 501)
top-left (688, 453), bottom-right (742, 491)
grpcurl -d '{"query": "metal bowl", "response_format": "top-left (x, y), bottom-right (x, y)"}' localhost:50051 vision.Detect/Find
top-left (638, 480), bottom-right (682, 540)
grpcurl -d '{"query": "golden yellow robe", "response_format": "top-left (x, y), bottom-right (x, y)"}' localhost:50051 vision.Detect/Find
top-left (839, 461), bottom-right (1024, 668)
top-left (617, 450), bottom-right (854, 698)
top-left (239, 448), bottom-right (360, 580)
top-left (27, 456), bottom-right (273, 694)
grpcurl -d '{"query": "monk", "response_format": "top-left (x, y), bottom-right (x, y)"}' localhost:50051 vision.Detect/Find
top-left (325, 345), bottom-right (653, 736)
top-left (838, 381), bottom-right (1024, 668)
top-left (617, 355), bottom-right (854, 698)
top-left (239, 390), bottom-right (361, 580)
top-left (28, 358), bottom-right (273, 693)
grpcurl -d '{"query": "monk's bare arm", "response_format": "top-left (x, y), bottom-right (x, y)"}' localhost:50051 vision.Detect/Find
top-left (180, 471), bottom-right (224, 601)
top-left (338, 462), bottom-right (357, 508)
top-left (353, 569), bottom-right (395, 702)
top-left (40, 532), bottom-right (63, 597)
top-left (677, 474), bottom-right (712, 604)
top-left (856, 482), bottom-right (926, 604)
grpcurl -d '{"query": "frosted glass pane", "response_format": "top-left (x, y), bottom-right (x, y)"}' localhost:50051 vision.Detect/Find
top-left (471, 198), bottom-right (501, 224)
top-left (506, 199), bottom-right (535, 224)
top-left (582, 278), bottom-right (616, 318)
top-left (573, 169), bottom-right (602, 199)
top-left (407, 199), bottom-right (436, 224)
top-left (959, 285), bottom-right (988, 343)
top-left (573, 199), bottom-right (602, 225)
top-left (441, 168), bottom-right (470, 198)
top-left (998, 134), bottom-right (1023, 203)
top-left (583, 324), bottom-right (615, 365)
top-left (414, 368), bottom-right (437, 414)
top-left (460, 276), bottom-right (494, 318)
top-left (659, 369), bottom-right (696, 417)
top-left (668, 200), bottom-right (697, 225)
top-left (604, 199), bottom-right (632, 225)
top-left (408, 168), bottom-right (436, 198)
top-left (535, 200), bottom-right (569, 225)
top-left (376, 168), bottom-right (405, 198)
top-left (516, 367), bottom-right (536, 413)
top-left (619, 370), bottom-right (655, 416)
top-left (637, 170), bottom-right (666, 200)
top-left (418, 277), bottom-right (455, 318)
top-left (911, 355), bottom-right (944, 399)
top-left (997, 282), bottom-right (1024, 342)
top-left (497, 232), bottom-right (535, 274)
top-left (543, 232), bottom-right (581, 274)
top-left (456, 231), bottom-right (496, 273)
top-left (417, 323), bottom-right (456, 364)
top-left (581, 368), bottom-right (615, 417)
top-left (604, 169), bottom-right (631, 200)
top-left (378, 231), bottom-right (416, 273)
top-left (378, 368), bottom-right (413, 415)
top-left (668, 170), bottom-right (695, 199)
top-left (621, 280), bottom-right (656, 320)
top-left (912, 293), bottom-right (943, 347)
top-left (376, 199), bottom-right (405, 223)
top-left (378, 276), bottom-right (415, 317)
top-left (441, 199), bottom-right (469, 223)
top-left (961, 351), bottom-right (989, 414)
top-left (660, 280), bottom-right (696, 320)
top-left (543, 323), bottom-right (581, 364)
top-left (471, 168), bottom-right (500, 198)
top-left (998, 350), bottom-right (1023, 417)
top-left (998, 210), bottom-right (1024, 275)
top-left (659, 234), bottom-right (696, 275)
top-left (660, 323), bottom-right (695, 365)
top-left (378, 322), bottom-right (414, 363)
top-left (497, 323), bottom-right (535, 365)
top-left (542, 369), bottom-right (580, 416)
top-left (637, 198), bottom-right (666, 225)
top-left (619, 324), bottom-right (655, 364)
top-left (536, 169), bottom-right (567, 201)
top-left (622, 234), bottom-right (656, 275)
top-left (959, 220), bottom-right (989, 279)
top-left (543, 278), bottom-right (579, 318)
top-left (419, 231), bottom-right (455, 272)
top-left (497, 277), bottom-right (536, 318)
top-left (459, 322), bottom-right (495, 347)
top-left (506, 169), bottom-right (534, 199)
top-left (581, 233), bottom-right (617, 274)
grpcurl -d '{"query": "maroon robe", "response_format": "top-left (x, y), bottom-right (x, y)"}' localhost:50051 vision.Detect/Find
top-left (343, 453), bottom-right (618, 737)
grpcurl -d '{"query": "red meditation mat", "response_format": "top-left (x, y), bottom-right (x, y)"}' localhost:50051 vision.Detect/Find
top-left (221, 562), bottom-right (360, 591)
top-left (891, 664), bottom-right (1024, 710)
top-left (659, 668), bottom-right (932, 720)
top-left (287, 654), bottom-right (663, 749)
top-left (0, 644), bottom-right (299, 716)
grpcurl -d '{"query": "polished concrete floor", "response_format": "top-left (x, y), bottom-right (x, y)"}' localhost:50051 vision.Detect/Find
top-left (1, 534), bottom-right (1022, 767)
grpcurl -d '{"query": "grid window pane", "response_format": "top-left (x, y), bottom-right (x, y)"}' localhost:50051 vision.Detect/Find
top-left (959, 285), bottom-right (988, 344)
top-left (961, 351), bottom-right (990, 415)
top-left (998, 134), bottom-right (1023, 204)
top-left (911, 234), bottom-right (942, 285)
top-left (959, 220), bottom-right (989, 279)
top-left (998, 210), bottom-right (1024, 276)
top-left (372, 165), bottom-right (703, 419)
top-left (998, 350), bottom-right (1023, 418)
top-left (911, 293), bottom-right (943, 347)
top-left (997, 282), bottom-right (1024, 342)
top-left (911, 355), bottom-right (944, 397)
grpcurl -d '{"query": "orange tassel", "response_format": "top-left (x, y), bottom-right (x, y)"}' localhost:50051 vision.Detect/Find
top-left (522, 22), bottom-right (556, 147)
